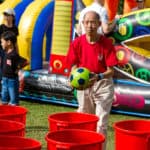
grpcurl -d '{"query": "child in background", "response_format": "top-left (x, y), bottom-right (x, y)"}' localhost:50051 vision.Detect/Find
top-left (0, 31), bottom-right (28, 105)
top-left (0, 8), bottom-right (19, 80)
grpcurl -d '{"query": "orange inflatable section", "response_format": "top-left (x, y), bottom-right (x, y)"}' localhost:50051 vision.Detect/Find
top-left (123, 0), bottom-right (137, 13)
top-left (105, 0), bottom-right (119, 21)
top-left (105, 0), bottom-right (147, 21)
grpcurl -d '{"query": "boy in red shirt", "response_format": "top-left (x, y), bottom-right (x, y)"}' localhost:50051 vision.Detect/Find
top-left (66, 10), bottom-right (118, 150)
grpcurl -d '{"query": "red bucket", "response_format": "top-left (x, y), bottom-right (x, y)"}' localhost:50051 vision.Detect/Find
top-left (0, 105), bottom-right (27, 125)
top-left (0, 135), bottom-right (42, 150)
top-left (48, 112), bottom-right (99, 132)
top-left (46, 129), bottom-right (105, 150)
top-left (113, 119), bottom-right (150, 150)
top-left (0, 119), bottom-right (25, 136)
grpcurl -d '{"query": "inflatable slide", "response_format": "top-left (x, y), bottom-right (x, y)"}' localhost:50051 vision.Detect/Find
top-left (18, 0), bottom-right (54, 70)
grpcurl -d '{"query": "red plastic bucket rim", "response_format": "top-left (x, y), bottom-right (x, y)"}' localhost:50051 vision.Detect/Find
top-left (0, 119), bottom-right (25, 133)
top-left (113, 119), bottom-right (150, 135)
top-left (45, 129), bottom-right (105, 145)
top-left (0, 135), bottom-right (42, 149)
top-left (48, 112), bottom-right (99, 123)
top-left (0, 105), bottom-right (28, 116)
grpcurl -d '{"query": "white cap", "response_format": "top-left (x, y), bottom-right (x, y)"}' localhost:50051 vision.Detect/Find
top-left (3, 8), bottom-right (15, 16)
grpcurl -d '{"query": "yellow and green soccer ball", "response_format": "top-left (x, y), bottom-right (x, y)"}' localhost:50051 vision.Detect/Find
top-left (69, 67), bottom-right (90, 89)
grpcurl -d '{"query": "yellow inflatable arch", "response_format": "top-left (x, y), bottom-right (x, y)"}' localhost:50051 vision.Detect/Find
top-left (18, 0), bottom-right (52, 70)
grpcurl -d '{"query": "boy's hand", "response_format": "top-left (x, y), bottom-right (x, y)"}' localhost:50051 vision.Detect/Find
top-left (18, 56), bottom-right (29, 69)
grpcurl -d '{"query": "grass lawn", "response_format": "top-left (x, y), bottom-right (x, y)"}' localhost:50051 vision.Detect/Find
top-left (20, 100), bottom-right (148, 150)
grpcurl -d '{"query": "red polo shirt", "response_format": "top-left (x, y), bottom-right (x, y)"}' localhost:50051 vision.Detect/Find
top-left (66, 35), bottom-right (118, 73)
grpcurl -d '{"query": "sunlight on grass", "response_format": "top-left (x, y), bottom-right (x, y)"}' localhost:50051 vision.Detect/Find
top-left (20, 100), bottom-right (144, 150)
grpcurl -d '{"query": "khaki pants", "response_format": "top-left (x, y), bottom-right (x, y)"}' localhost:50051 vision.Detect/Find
top-left (77, 78), bottom-right (114, 150)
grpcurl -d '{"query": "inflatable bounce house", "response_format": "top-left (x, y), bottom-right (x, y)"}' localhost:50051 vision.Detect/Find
top-left (0, 0), bottom-right (150, 117)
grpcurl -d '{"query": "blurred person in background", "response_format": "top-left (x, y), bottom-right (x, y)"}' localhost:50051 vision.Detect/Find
top-left (76, 0), bottom-right (119, 36)
top-left (132, 0), bottom-right (146, 11)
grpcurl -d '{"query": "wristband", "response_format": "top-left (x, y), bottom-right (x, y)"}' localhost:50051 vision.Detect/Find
top-left (98, 73), bottom-right (104, 80)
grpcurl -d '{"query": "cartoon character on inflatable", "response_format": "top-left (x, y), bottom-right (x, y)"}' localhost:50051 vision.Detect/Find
top-left (110, 7), bottom-right (150, 117)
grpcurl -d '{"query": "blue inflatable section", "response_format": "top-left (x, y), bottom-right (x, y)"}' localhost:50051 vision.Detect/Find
top-left (31, 0), bottom-right (54, 70)
top-left (14, 0), bottom-right (34, 26)
top-left (46, 24), bottom-right (53, 61)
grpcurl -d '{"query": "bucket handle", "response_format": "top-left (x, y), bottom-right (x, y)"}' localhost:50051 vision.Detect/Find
top-left (146, 134), bottom-right (150, 150)
top-left (56, 144), bottom-right (70, 149)
top-left (56, 122), bottom-right (69, 130)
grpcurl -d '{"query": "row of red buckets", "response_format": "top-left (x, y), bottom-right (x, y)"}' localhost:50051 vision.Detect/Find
top-left (0, 105), bottom-right (150, 150)
top-left (0, 105), bottom-right (41, 150)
